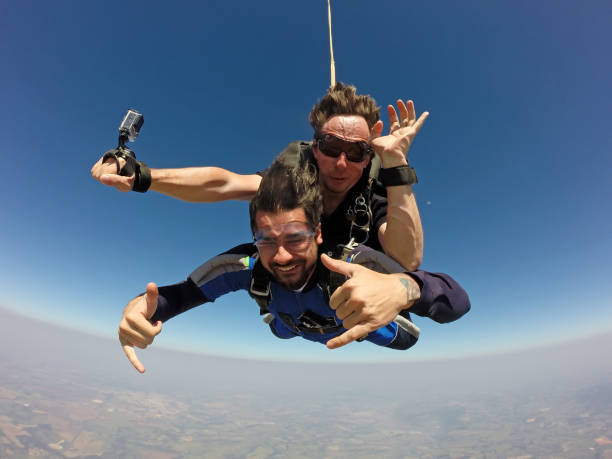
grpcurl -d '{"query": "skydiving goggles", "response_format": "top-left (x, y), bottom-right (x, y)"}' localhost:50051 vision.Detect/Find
top-left (254, 222), bottom-right (317, 254)
top-left (314, 133), bottom-right (374, 163)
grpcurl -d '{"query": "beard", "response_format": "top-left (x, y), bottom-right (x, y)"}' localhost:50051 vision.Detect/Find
top-left (270, 259), bottom-right (317, 291)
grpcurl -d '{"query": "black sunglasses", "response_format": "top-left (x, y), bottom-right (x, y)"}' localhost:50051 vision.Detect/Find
top-left (314, 133), bottom-right (373, 163)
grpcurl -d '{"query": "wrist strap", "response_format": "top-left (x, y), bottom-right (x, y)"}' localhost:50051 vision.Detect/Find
top-left (379, 165), bottom-right (418, 186)
top-left (132, 162), bottom-right (151, 192)
top-left (101, 148), bottom-right (151, 192)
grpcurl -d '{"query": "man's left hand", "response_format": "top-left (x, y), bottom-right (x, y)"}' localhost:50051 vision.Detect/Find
top-left (320, 254), bottom-right (420, 349)
top-left (370, 100), bottom-right (429, 168)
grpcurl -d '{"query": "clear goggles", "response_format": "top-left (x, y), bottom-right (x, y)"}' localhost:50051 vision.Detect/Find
top-left (253, 222), bottom-right (316, 253)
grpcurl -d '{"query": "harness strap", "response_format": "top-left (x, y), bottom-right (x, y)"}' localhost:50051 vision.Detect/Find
top-left (248, 258), bottom-right (272, 314)
top-left (297, 323), bottom-right (343, 335)
top-left (278, 312), bottom-right (343, 335)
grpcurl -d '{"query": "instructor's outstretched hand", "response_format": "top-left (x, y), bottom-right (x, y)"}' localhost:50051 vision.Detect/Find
top-left (321, 254), bottom-right (420, 350)
top-left (90, 154), bottom-right (134, 192)
top-left (118, 282), bottom-right (163, 373)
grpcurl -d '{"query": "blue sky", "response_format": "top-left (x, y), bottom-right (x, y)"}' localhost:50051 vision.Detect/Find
top-left (1, 0), bottom-right (611, 363)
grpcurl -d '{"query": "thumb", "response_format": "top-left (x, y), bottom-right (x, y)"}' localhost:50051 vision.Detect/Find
top-left (144, 282), bottom-right (159, 320)
top-left (413, 111), bottom-right (430, 133)
top-left (320, 254), bottom-right (356, 278)
top-left (369, 120), bottom-right (384, 141)
top-left (100, 173), bottom-right (134, 191)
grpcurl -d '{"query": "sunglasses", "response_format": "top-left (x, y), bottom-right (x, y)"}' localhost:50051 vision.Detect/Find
top-left (314, 133), bottom-right (373, 163)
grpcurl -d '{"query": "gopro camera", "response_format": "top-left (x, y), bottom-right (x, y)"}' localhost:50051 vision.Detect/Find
top-left (101, 108), bottom-right (151, 191)
top-left (119, 109), bottom-right (144, 143)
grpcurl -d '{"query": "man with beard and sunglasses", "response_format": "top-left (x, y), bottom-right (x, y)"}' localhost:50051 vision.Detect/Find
top-left (118, 160), bottom-right (470, 373)
top-left (92, 82), bottom-right (428, 271)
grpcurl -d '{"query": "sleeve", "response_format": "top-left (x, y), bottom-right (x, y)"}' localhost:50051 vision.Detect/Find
top-left (349, 245), bottom-right (470, 324)
top-left (151, 243), bottom-right (257, 323)
top-left (385, 326), bottom-right (419, 350)
top-left (405, 271), bottom-right (471, 323)
top-left (151, 278), bottom-right (209, 323)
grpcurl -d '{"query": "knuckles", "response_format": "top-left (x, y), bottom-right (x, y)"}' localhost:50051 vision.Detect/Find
top-left (118, 320), bottom-right (130, 335)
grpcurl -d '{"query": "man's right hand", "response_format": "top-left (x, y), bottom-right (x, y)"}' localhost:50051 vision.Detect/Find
top-left (321, 254), bottom-right (420, 350)
top-left (90, 154), bottom-right (134, 192)
top-left (118, 282), bottom-right (163, 373)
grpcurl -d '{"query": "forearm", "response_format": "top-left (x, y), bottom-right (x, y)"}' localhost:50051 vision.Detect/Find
top-left (149, 167), bottom-right (261, 202)
top-left (150, 278), bottom-right (208, 323)
top-left (373, 101), bottom-right (427, 271)
top-left (379, 185), bottom-right (424, 271)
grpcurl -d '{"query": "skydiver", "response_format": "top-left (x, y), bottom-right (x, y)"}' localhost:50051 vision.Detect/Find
top-left (92, 82), bottom-right (428, 271)
top-left (118, 160), bottom-right (470, 373)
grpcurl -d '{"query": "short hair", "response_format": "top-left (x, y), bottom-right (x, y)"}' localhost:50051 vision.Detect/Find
top-left (249, 159), bottom-right (323, 234)
top-left (309, 81), bottom-right (381, 134)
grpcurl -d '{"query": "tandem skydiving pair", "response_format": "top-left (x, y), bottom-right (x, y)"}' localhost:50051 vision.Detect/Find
top-left (95, 83), bottom-right (470, 372)
top-left (118, 159), bottom-right (470, 373)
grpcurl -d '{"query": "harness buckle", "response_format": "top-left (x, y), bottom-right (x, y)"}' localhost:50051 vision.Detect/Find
top-left (347, 192), bottom-right (372, 245)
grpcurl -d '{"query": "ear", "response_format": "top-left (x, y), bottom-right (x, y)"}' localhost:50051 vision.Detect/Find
top-left (311, 147), bottom-right (322, 168)
top-left (315, 223), bottom-right (323, 245)
top-left (311, 139), bottom-right (320, 154)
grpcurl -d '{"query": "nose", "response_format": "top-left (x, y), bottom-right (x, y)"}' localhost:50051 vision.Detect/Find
top-left (334, 152), bottom-right (349, 169)
top-left (272, 244), bottom-right (293, 264)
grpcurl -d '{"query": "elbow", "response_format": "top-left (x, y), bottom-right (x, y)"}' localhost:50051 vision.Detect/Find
top-left (412, 272), bottom-right (471, 323)
top-left (405, 255), bottom-right (422, 272)
top-left (452, 285), bottom-right (472, 321)
top-left (430, 292), bottom-right (471, 324)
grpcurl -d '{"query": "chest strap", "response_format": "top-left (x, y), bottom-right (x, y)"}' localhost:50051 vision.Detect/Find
top-left (278, 312), bottom-right (343, 336)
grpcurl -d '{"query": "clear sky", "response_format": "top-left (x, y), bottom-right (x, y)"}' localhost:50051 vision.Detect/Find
top-left (1, 0), bottom-right (611, 363)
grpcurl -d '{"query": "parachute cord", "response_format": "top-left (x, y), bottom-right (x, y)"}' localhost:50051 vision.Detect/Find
top-left (327, 0), bottom-right (336, 86)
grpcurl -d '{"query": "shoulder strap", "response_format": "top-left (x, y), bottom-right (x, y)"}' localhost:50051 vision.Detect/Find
top-left (318, 238), bottom-right (359, 303)
top-left (369, 153), bottom-right (381, 182)
top-left (248, 258), bottom-right (272, 314)
top-left (276, 141), bottom-right (313, 168)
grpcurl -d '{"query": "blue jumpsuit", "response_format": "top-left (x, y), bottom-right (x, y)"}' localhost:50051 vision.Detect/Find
top-left (151, 244), bottom-right (470, 350)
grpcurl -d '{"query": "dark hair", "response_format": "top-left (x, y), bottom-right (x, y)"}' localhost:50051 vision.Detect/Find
top-left (249, 158), bottom-right (323, 234)
top-left (309, 81), bottom-right (381, 133)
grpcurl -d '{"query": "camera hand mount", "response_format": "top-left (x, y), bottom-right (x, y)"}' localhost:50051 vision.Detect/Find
top-left (102, 109), bottom-right (151, 192)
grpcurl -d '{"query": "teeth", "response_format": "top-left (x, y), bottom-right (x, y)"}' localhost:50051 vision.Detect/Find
top-left (276, 264), bottom-right (296, 272)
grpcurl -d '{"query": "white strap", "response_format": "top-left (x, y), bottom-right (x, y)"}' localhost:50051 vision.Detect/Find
top-left (327, 0), bottom-right (336, 86)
